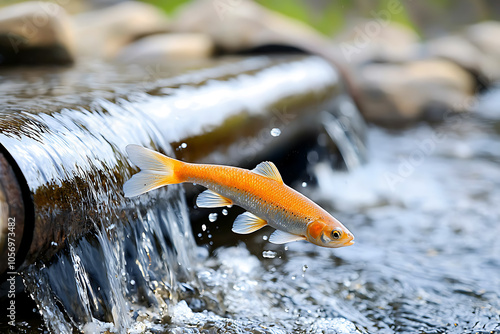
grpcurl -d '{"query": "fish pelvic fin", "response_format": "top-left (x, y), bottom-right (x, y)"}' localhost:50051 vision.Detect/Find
top-left (252, 161), bottom-right (283, 183)
top-left (123, 144), bottom-right (183, 197)
top-left (196, 189), bottom-right (233, 208)
top-left (269, 230), bottom-right (306, 244)
top-left (232, 212), bottom-right (267, 234)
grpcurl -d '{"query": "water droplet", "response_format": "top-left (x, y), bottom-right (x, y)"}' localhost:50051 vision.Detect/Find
top-left (307, 150), bottom-right (319, 163)
top-left (302, 182), bottom-right (307, 188)
top-left (208, 234), bottom-right (212, 239)
top-left (262, 235), bottom-right (268, 241)
top-left (227, 205), bottom-right (233, 208)
top-left (130, 280), bottom-right (136, 286)
top-left (180, 142), bottom-right (187, 148)
top-left (270, 128), bottom-right (281, 137)
top-left (197, 233), bottom-right (202, 238)
top-left (302, 265), bottom-right (308, 272)
top-left (208, 213), bottom-right (218, 222)
top-left (201, 224), bottom-right (207, 231)
top-left (291, 275), bottom-right (296, 280)
top-left (284, 246), bottom-right (289, 251)
top-left (51, 241), bottom-right (58, 247)
top-left (222, 209), bottom-right (228, 216)
top-left (262, 250), bottom-right (277, 258)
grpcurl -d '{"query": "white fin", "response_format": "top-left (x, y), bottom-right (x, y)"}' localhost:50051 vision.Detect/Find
top-left (123, 172), bottom-right (165, 198)
top-left (196, 189), bottom-right (232, 208)
top-left (123, 145), bottom-right (181, 198)
top-left (232, 212), bottom-right (267, 234)
top-left (251, 161), bottom-right (283, 183)
top-left (269, 230), bottom-right (306, 244)
top-left (126, 144), bottom-right (173, 173)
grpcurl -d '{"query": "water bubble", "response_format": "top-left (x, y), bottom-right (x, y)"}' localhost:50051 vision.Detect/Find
top-left (130, 280), bottom-right (135, 286)
top-left (197, 233), bottom-right (202, 238)
top-left (262, 235), bottom-right (268, 241)
top-left (270, 128), bottom-right (281, 137)
top-left (284, 246), bottom-right (289, 251)
top-left (209, 213), bottom-right (218, 222)
top-left (222, 209), bottom-right (228, 216)
top-left (302, 265), bottom-right (308, 273)
top-left (51, 241), bottom-right (58, 247)
top-left (262, 250), bottom-right (277, 259)
top-left (201, 224), bottom-right (207, 231)
top-left (302, 182), bottom-right (307, 188)
top-left (180, 142), bottom-right (187, 149)
top-left (291, 275), bottom-right (296, 280)
top-left (208, 234), bottom-right (212, 239)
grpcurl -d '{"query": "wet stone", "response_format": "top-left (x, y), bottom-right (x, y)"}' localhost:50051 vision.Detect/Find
top-left (354, 59), bottom-right (476, 124)
top-left (334, 21), bottom-right (419, 65)
top-left (170, 0), bottom-right (330, 54)
top-left (424, 35), bottom-right (491, 87)
top-left (73, 1), bottom-right (170, 59)
top-left (115, 33), bottom-right (214, 64)
top-left (0, 1), bottom-right (75, 65)
top-left (464, 21), bottom-right (500, 82)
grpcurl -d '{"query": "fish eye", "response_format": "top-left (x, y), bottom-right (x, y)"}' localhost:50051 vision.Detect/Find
top-left (331, 230), bottom-right (342, 240)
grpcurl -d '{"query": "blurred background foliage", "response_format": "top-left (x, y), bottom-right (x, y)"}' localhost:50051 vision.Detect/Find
top-left (140, 0), bottom-right (500, 37)
top-left (1, 0), bottom-right (500, 37)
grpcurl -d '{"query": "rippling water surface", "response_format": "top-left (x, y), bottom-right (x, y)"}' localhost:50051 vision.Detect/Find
top-left (167, 95), bottom-right (500, 333)
top-left (2, 60), bottom-right (499, 333)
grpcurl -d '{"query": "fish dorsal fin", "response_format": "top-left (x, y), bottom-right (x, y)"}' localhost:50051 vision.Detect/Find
top-left (196, 189), bottom-right (233, 208)
top-left (251, 161), bottom-right (283, 183)
top-left (232, 212), bottom-right (267, 234)
top-left (269, 230), bottom-right (306, 244)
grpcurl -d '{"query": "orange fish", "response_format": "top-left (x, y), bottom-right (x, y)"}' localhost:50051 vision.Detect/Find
top-left (123, 145), bottom-right (354, 248)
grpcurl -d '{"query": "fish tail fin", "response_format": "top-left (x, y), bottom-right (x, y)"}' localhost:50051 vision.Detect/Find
top-left (123, 144), bottom-right (184, 198)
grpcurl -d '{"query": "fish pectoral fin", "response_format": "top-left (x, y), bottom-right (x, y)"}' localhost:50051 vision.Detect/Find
top-left (269, 230), bottom-right (306, 244)
top-left (196, 189), bottom-right (233, 208)
top-left (251, 161), bottom-right (283, 184)
top-left (232, 212), bottom-right (267, 234)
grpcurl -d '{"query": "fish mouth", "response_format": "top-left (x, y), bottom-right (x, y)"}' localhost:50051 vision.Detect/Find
top-left (328, 238), bottom-right (354, 248)
top-left (342, 234), bottom-right (355, 247)
top-left (344, 240), bottom-right (355, 246)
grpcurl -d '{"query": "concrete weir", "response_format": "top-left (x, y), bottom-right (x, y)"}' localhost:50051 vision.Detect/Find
top-left (0, 55), bottom-right (363, 295)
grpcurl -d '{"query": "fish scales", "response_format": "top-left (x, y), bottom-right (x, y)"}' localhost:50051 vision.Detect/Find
top-left (181, 163), bottom-right (311, 235)
top-left (123, 145), bottom-right (354, 248)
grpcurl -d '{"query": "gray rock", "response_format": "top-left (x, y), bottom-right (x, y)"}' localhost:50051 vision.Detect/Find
top-left (0, 1), bottom-right (74, 65)
top-left (115, 33), bottom-right (214, 64)
top-left (334, 21), bottom-right (419, 65)
top-left (425, 36), bottom-right (485, 75)
top-left (170, 0), bottom-right (330, 53)
top-left (463, 21), bottom-right (500, 82)
top-left (354, 60), bottom-right (475, 123)
top-left (73, 1), bottom-right (170, 59)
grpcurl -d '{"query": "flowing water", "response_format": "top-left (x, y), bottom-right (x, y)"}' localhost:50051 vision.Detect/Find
top-left (1, 58), bottom-right (499, 333)
top-left (155, 91), bottom-right (500, 333)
